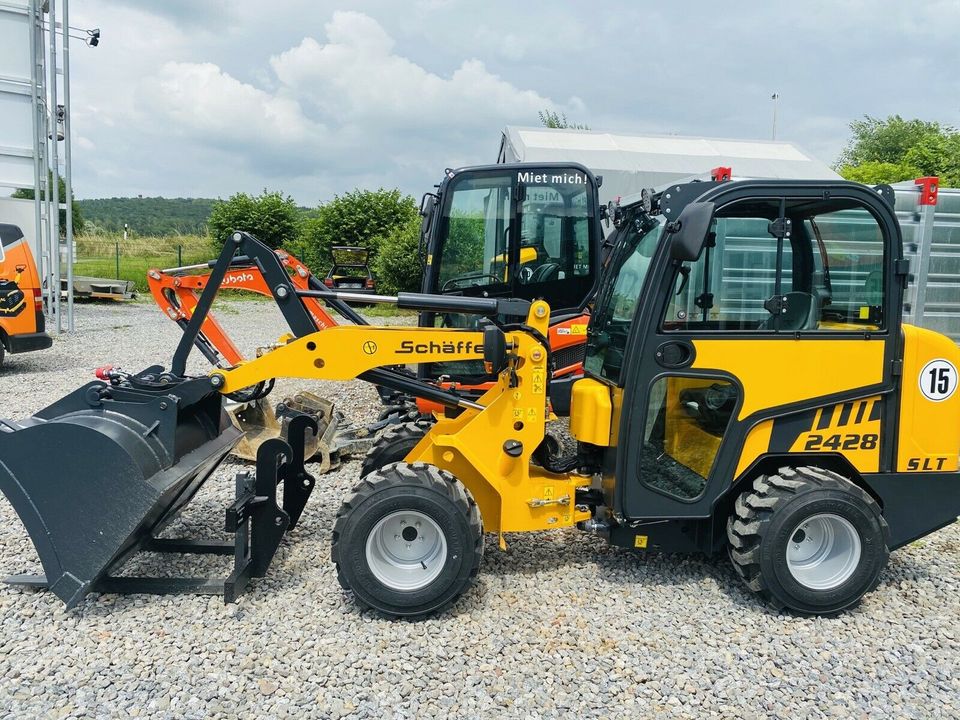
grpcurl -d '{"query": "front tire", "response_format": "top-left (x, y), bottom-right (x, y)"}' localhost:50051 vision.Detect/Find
top-left (360, 419), bottom-right (434, 477)
top-left (727, 466), bottom-right (889, 615)
top-left (332, 462), bottom-right (483, 618)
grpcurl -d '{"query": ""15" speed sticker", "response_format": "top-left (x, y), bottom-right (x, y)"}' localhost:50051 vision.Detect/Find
top-left (919, 358), bottom-right (958, 402)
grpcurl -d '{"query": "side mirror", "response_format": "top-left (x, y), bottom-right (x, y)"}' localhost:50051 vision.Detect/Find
top-left (419, 193), bottom-right (437, 265)
top-left (482, 324), bottom-right (507, 374)
top-left (668, 201), bottom-right (715, 261)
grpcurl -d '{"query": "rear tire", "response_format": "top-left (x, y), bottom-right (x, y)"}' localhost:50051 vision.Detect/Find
top-left (332, 462), bottom-right (483, 618)
top-left (727, 466), bottom-right (889, 615)
top-left (360, 419), bottom-right (434, 477)
top-left (0, 341), bottom-right (5, 368)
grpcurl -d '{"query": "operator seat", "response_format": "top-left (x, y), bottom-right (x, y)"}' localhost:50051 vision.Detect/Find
top-left (528, 262), bottom-right (560, 284)
top-left (761, 291), bottom-right (819, 331)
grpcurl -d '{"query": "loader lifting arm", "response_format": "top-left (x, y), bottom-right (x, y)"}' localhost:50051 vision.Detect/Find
top-left (210, 290), bottom-right (592, 537)
top-left (0, 230), bottom-right (585, 609)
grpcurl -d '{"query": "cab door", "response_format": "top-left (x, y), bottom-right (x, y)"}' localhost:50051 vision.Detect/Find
top-left (614, 183), bottom-right (903, 521)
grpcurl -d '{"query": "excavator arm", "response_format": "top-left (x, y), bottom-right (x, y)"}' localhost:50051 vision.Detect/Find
top-left (147, 248), bottom-right (345, 367)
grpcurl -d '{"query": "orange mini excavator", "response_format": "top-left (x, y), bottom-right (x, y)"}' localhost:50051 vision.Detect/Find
top-left (148, 163), bottom-right (606, 460)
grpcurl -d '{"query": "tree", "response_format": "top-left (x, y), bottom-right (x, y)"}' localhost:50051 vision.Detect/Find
top-left (301, 188), bottom-right (417, 271)
top-left (538, 109), bottom-right (589, 130)
top-left (208, 190), bottom-right (301, 249)
top-left (836, 115), bottom-right (960, 186)
top-left (373, 216), bottom-right (423, 294)
top-left (12, 173), bottom-right (84, 232)
top-left (77, 197), bottom-right (215, 236)
top-left (840, 161), bottom-right (922, 186)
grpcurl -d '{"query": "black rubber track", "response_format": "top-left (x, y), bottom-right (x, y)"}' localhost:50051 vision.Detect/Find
top-left (727, 465), bottom-right (890, 615)
top-left (331, 461), bottom-right (483, 618)
top-left (360, 419), bottom-right (434, 478)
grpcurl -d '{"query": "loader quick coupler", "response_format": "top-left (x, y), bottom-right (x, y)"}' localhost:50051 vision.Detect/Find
top-left (0, 369), bottom-right (318, 608)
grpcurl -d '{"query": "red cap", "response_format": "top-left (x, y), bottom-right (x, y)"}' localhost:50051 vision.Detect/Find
top-left (711, 166), bottom-right (732, 182)
top-left (94, 365), bottom-right (114, 380)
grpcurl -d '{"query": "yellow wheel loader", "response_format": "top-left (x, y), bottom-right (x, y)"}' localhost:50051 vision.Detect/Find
top-left (1, 178), bottom-right (959, 617)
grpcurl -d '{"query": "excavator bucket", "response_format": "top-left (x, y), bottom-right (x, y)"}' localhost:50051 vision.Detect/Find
top-left (230, 393), bottom-right (327, 466)
top-left (229, 391), bottom-right (384, 473)
top-left (0, 373), bottom-right (241, 608)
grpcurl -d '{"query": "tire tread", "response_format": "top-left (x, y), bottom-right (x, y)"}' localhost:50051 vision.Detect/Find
top-left (331, 461), bottom-right (483, 617)
top-left (726, 465), bottom-right (888, 613)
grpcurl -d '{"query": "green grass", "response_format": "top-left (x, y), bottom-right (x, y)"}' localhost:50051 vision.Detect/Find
top-left (74, 233), bottom-right (214, 292)
top-left (358, 304), bottom-right (418, 318)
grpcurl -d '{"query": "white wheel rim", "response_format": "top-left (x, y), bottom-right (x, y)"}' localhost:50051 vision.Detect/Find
top-left (786, 513), bottom-right (862, 590)
top-left (365, 511), bottom-right (448, 591)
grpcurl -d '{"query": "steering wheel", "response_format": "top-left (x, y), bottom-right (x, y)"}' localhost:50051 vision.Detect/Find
top-left (441, 273), bottom-right (501, 292)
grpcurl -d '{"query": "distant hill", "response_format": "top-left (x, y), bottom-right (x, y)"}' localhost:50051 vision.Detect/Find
top-left (78, 197), bottom-right (216, 236)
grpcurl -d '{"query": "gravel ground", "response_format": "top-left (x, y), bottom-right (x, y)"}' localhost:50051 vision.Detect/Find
top-left (0, 300), bottom-right (957, 719)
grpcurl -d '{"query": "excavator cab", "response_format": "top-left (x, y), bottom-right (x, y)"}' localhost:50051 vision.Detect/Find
top-left (0, 223), bottom-right (51, 367)
top-left (417, 163), bottom-right (602, 400)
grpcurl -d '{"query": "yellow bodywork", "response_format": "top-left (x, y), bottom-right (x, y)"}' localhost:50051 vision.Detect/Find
top-left (897, 324), bottom-right (960, 473)
top-left (691, 338), bottom-right (885, 420)
top-left (215, 296), bottom-right (960, 536)
top-left (571, 324), bottom-right (960, 490)
top-left (214, 301), bottom-right (591, 538)
top-left (569, 378), bottom-right (612, 446)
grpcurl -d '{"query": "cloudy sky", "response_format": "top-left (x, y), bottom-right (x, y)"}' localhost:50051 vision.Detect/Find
top-left (66, 0), bottom-right (959, 204)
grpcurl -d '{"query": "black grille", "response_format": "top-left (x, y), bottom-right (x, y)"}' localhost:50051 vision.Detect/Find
top-left (553, 342), bottom-right (586, 371)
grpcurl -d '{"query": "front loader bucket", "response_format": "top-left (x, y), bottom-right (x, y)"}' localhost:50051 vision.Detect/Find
top-left (0, 375), bottom-right (240, 608)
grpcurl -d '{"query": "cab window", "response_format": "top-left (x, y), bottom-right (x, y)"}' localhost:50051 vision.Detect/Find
top-left (663, 198), bottom-right (886, 333)
top-left (436, 175), bottom-right (511, 292)
top-left (584, 213), bottom-right (661, 383)
top-left (517, 177), bottom-right (593, 286)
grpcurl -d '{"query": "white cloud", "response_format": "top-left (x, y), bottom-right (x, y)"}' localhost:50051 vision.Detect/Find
top-left (139, 62), bottom-right (321, 146)
top-left (117, 10), bottom-right (571, 199)
top-left (65, 1), bottom-right (959, 202)
top-left (268, 12), bottom-right (557, 128)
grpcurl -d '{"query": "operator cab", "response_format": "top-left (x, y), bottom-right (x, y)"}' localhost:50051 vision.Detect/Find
top-left (578, 179), bottom-right (907, 541)
top-left (420, 163), bottom-right (600, 324)
top-left (418, 162), bottom-right (601, 381)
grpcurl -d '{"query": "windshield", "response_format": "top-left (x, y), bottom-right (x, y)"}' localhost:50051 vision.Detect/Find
top-left (584, 213), bottom-right (662, 384)
top-left (436, 175), bottom-right (511, 292)
top-left (431, 167), bottom-right (597, 311)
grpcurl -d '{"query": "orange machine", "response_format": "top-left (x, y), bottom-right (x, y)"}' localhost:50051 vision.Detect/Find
top-left (148, 249), bottom-right (342, 367)
top-left (0, 223), bottom-right (51, 367)
top-left (148, 248), bottom-right (590, 414)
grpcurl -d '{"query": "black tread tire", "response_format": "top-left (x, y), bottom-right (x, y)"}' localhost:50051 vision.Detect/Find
top-left (727, 465), bottom-right (890, 615)
top-left (331, 461), bottom-right (483, 618)
top-left (0, 342), bottom-right (4, 368)
top-left (360, 419), bottom-right (434, 478)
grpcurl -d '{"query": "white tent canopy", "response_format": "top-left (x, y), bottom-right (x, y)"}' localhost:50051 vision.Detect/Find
top-left (498, 126), bottom-right (841, 207)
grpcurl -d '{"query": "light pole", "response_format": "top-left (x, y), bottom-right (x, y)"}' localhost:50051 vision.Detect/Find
top-left (771, 92), bottom-right (779, 141)
top-left (63, 0), bottom-right (74, 331)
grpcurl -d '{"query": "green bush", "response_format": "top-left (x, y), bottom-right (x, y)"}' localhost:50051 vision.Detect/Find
top-left (301, 188), bottom-right (417, 271)
top-left (836, 115), bottom-right (960, 187)
top-left (373, 216), bottom-right (423, 294)
top-left (208, 190), bottom-right (301, 249)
